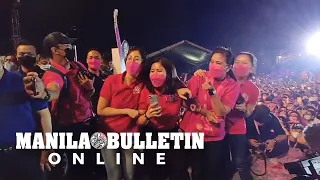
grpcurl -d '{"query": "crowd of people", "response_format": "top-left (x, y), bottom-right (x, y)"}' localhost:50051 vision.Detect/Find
top-left (1, 31), bottom-right (320, 180)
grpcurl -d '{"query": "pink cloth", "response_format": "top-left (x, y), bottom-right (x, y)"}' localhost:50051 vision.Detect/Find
top-left (180, 74), bottom-right (240, 142)
top-left (251, 148), bottom-right (305, 180)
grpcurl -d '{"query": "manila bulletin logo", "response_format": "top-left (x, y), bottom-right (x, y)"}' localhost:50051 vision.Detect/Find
top-left (16, 132), bottom-right (204, 166)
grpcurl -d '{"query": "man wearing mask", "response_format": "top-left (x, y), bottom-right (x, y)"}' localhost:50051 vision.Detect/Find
top-left (37, 54), bottom-right (51, 72)
top-left (24, 32), bottom-right (96, 179)
top-left (86, 49), bottom-right (105, 114)
top-left (4, 54), bottom-right (18, 72)
top-left (0, 54), bottom-right (53, 180)
top-left (16, 40), bottom-right (45, 78)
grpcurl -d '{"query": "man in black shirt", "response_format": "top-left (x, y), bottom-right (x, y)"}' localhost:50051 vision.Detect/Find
top-left (247, 105), bottom-right (289, 158)
top-left (86, 49), bottom-right (106, 114)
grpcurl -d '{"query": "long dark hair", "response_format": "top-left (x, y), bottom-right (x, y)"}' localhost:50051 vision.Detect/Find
top-left (125, 46), bottom-right (147, 84)
top-left (211, 47), bottom-right (237, 81)
top-left (145, 57), bottom-right (183, 95)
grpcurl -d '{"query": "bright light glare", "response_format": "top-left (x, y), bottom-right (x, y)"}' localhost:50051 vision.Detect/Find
top-left (306, 32), bottom-right (320, 57)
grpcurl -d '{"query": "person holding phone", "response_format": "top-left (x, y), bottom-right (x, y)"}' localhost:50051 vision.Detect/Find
top-left (180, 47), bottom-right (240, 180)
top-left (98, 49), bottom-right (191, 180)
top-left (137, 57), bottom-right (190, 180)
top-left (193, 51), bottom-right (259, 180)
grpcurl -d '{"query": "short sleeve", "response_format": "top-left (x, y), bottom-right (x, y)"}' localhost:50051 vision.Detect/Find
top-left (248, 84), bottom-right (260, 105)
top-left (222, 83), bottom-right (241, 109)
top-left (100, 76), bottom-right (112, 100)
top-left (187, 76), bottom-right (200, 98)
top-left (138, 88), bottom-right (149, 111)
top-left (30, 99), bottom-right (48, 112)
top-left (42, 71), bottom-right (64, 92)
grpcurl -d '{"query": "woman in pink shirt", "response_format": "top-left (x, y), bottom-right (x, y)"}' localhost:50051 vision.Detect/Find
top-left (194, 52), bottom-right (259, 180)
top-left (137, 57), bottom-right (190, 180)
top-left (180, 47), bottom-right (240, 180)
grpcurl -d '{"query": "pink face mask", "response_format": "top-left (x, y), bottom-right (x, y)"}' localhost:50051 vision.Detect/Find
top-left (150, 73), bottom-right (166, 87)
top-left (126, 62), bottom-right (141, 77)
top-left (209, 63), bottom-right (226, 78)
top-left (233, 64), bottom-right (250, 77)
top-left (87, 59), bottom-right (101, 71)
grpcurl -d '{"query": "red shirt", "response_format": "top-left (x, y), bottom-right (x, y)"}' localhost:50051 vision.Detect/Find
top-left (42, 60), bottom-right (93, 125)
top-left (138, 88), bottom-right (182, 131)
top-left (100, 72), bottom-right (142, 133)
top-left (226, 80), bottom-right (259, 134)
top-left (180, 73), bottom-right (240, 142)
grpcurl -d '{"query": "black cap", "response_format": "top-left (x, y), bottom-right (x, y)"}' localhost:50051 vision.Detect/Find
top-left (43, 32), bottom-right (77, 50)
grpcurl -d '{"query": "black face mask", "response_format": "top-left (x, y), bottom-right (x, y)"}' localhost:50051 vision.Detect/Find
top-left (18, 56), bottom-right (36, 69)
top-left (65, 48), bottom-right (75, 61)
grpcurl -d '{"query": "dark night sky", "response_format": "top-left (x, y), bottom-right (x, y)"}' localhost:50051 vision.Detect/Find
top-left (1, 0), bottom-right (320, 67)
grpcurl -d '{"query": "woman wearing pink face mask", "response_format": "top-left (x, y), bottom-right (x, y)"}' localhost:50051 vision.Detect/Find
top-left (225, 52), bottom-right (259, 180)
top-left (193, 51), bottom-right (259, 180)
top-left (137, 57), bottom-right (190, 180)
top-left (181, 47), bottom-right (240, 180)
top-left (98, 48), bottom-right (191, 180)
top-left (98, 47), bottom-right (147, 180)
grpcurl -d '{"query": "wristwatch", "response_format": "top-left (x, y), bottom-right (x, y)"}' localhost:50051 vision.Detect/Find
top-left (273, 139), bottom-right (277, 144)
top-left (208, 89), bottom-right (217, 96)
top-left (43, 89), bottom-right (51, 101)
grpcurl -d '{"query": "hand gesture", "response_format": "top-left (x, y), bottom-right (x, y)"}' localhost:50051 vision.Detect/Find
top-left (235, 103), bottom-right (247, 113)
top-left (126, 109), bottom-right (140, 119)
top-left (265, 139), bottom-right (276, 152)
top-left (177, 88), bottom-right (192, 100)
top-left (206, 111), bottom-right (221, 124)
top-left (40, 150), bottom-right (56, 171)
top-left (202, 77), bottom-right (214, 91)
top-left (78, 72), bottom-right (93, 91)
top-left (194, 69), bottom-right (206, 77)
top-left (23, 72), bottom-right (46, 99)
top-left (249, 139), bottom-right (260, 148)
top-left (146, 103), bottom-right (162, 119)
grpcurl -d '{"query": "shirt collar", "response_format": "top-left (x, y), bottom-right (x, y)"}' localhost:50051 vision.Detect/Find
top-left (51, 60), bottom-right (69, 74)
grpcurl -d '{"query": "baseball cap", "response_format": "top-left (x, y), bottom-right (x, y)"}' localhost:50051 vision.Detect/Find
top-left (43, 32), bottom-right (77, 50)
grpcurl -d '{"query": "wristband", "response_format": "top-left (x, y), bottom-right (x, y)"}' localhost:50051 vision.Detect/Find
top-left (273, 139), bottom-right (277, 144)
top-left (43, 89), bottom-right (51, 101)
top-left (144, 113), bottom-right (150, 120)
top-left (144, 113), bottom-right (150, 125)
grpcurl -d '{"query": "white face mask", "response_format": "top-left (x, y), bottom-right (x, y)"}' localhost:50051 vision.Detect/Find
top-left (39, 64), bottom-right (51, 71)
top-left (4, 62), bottom-right (15, 72)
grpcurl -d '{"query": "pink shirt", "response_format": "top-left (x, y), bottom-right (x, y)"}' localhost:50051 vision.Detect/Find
top-left (100, 73), bottom-right (142, 133)
top-left (180, 73), bottom-right (240, 142)
top-left (138, 88), bottom-right (182, 130)
top-left (226, 80), bottom-right (260, 134)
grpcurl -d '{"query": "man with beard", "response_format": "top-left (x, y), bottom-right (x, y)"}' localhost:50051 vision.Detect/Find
top-left (16, 40), bottom-right (45, 78)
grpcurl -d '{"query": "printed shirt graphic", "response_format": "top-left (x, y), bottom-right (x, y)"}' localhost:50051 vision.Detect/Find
top-left (100, 72), bottom-right (142, 133)
top-left (180, 73), bottom-right (240, 142)
top-left (138, 88), bottom-right (182, 130)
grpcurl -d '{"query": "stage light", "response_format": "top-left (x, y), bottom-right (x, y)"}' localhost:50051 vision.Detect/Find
top-left (306, 32), bottom-right (320, 57)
